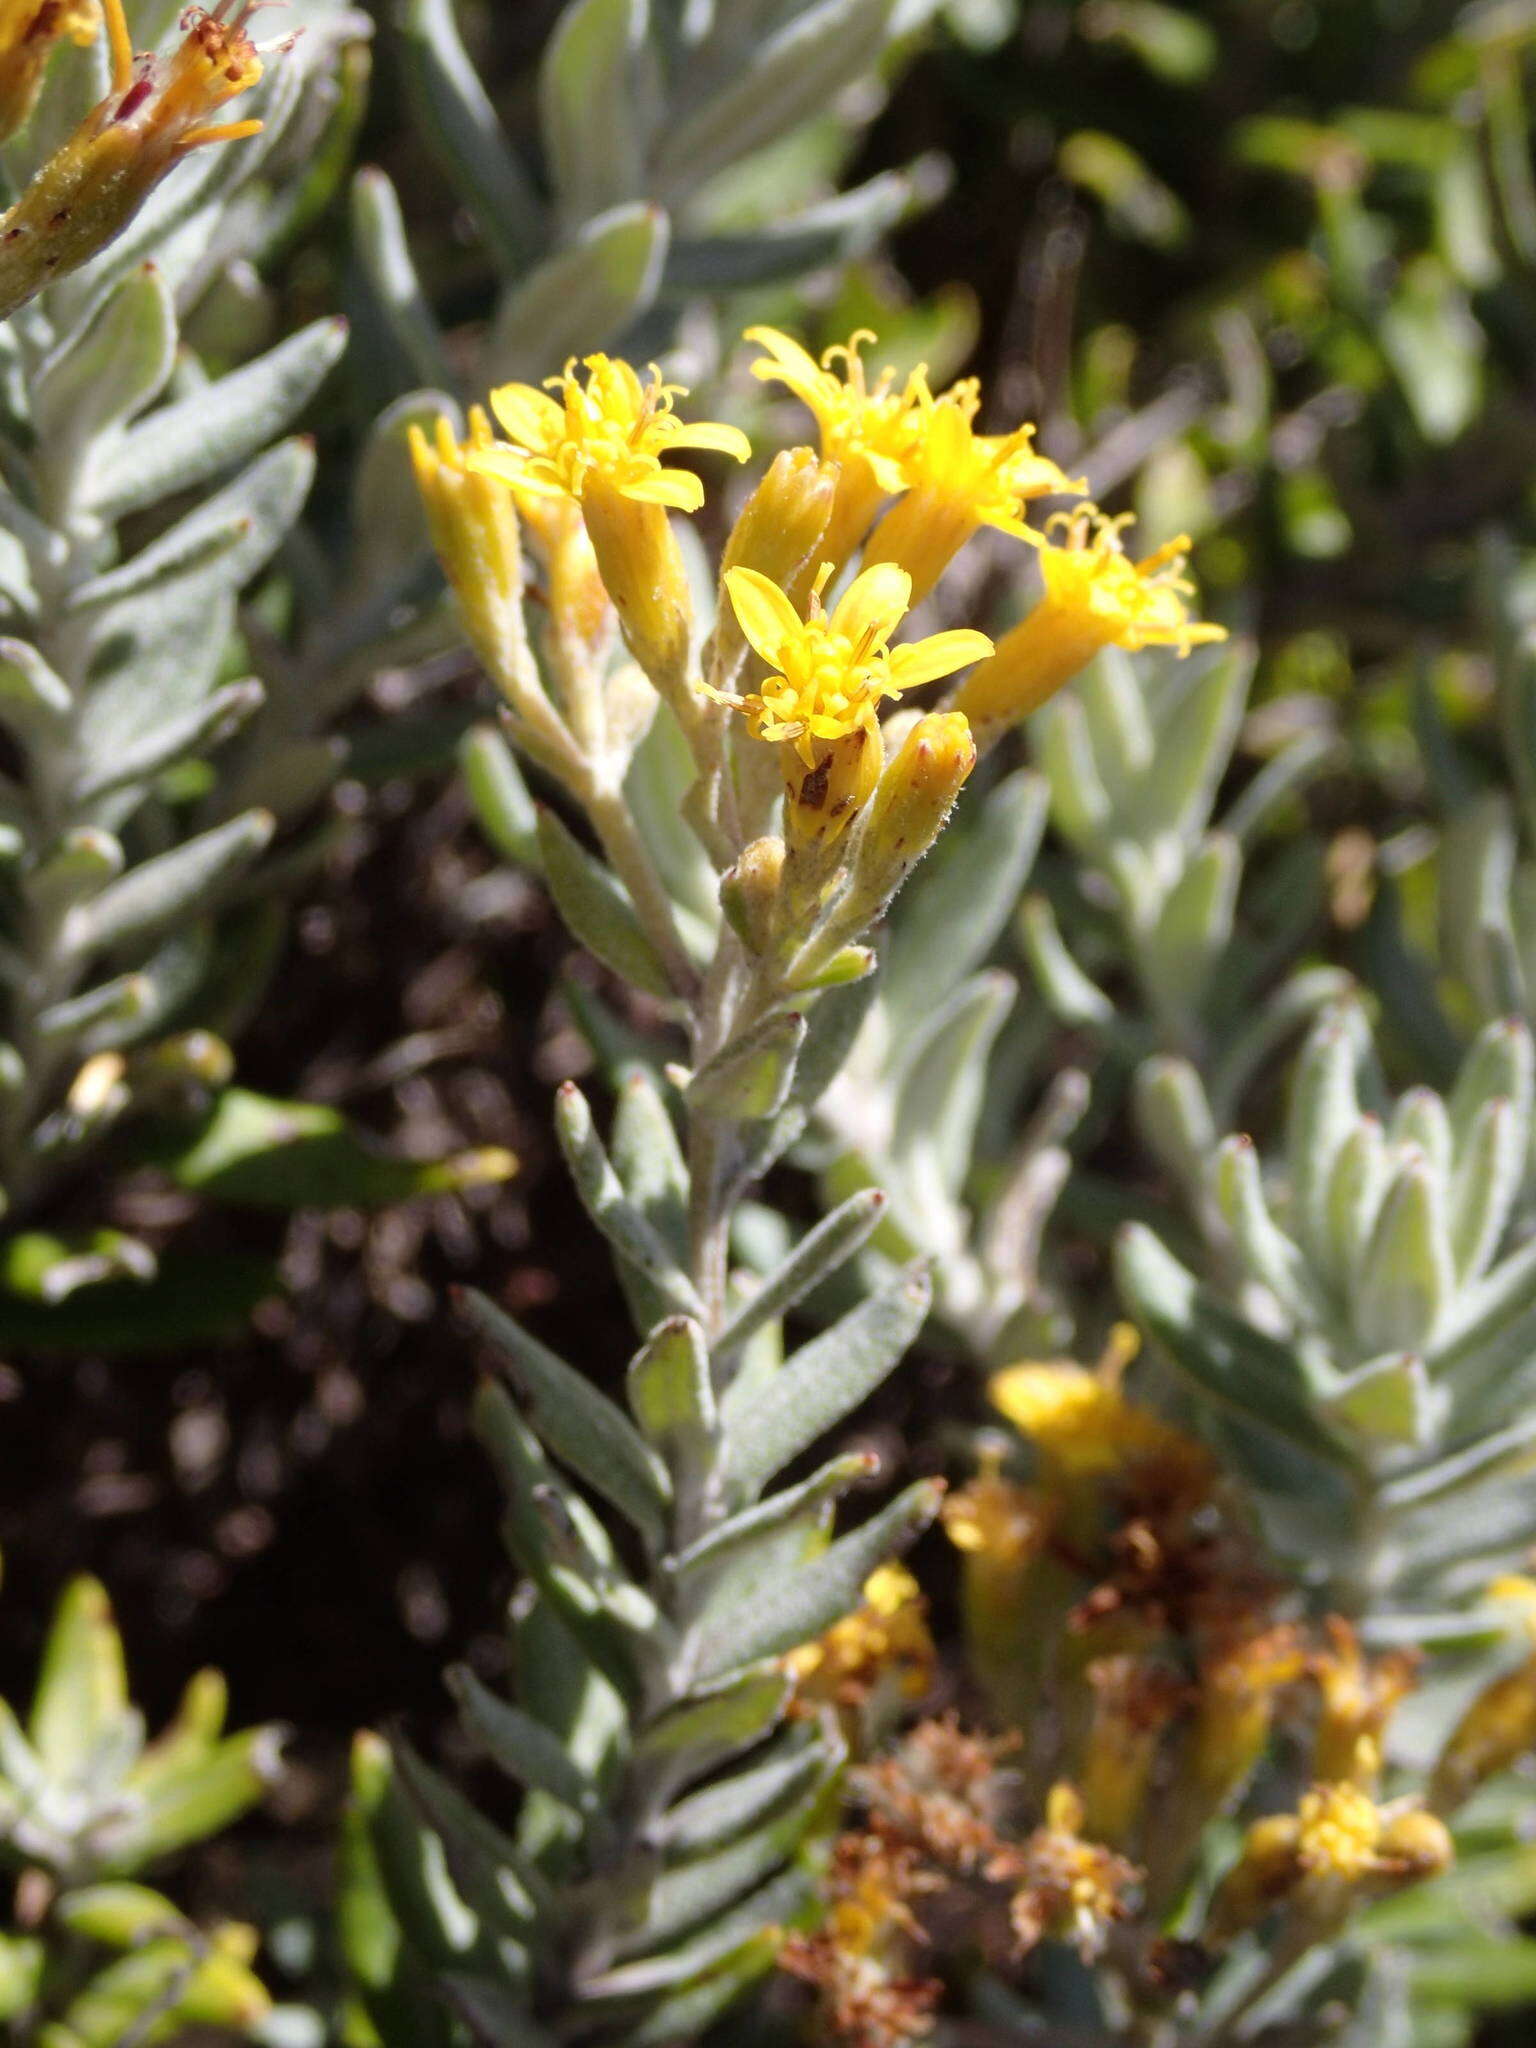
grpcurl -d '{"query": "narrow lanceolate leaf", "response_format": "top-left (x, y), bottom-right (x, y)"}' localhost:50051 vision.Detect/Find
top-left (554, 1082), bottom-right (703, 1316)
top-left (610, 1066), bottom-right (688, 1258)
top-left (536, 805), bottom-right (673, 999)
top-left (693, 1480), bottom-right (943, 1682)
top-left (539, 0), bottom-right (652, 226)
top-left (633, 1667), bottom-right (792, 1788)
top-left (713, 1189), bottom-right (888, 1366)
top-left (1355, 1160), bottom-right (1455, 1355)
top-left (673, 1454), bottom-right (880, 1595)
top-left (33, 265), bottom-right (175, 460)
top-left (685, 1010), bottom-right (806, 1123)
top-left (462, 1289), bottom-right (671, 1546)
top-left (460, 723), bottom-right (540, 869)
top-left (90, 318), bottom-right (349, 521)
top-left (487, 204), bottom-right (669, 385)
top-left (1285, 1003), bottom-right (1369, 1267)
top-left (1450, 1094), bottom-right (1522, 1283)
top-left (401, 0), bottom-right (545, 272)
top-left (1114, 1224), bottom-right (1353, 1467)
top-left (63, 813), bottom-right (275, 959)
top-left (1019, 894), bottom-right (1115, 1028)
top-left (1213, 1134), bottom-right (1317, 1319)
top-left (1327, 1352), bottom-right (1439, 1448)
top-left (446, 1667), bottom-right (599, 1819)
top-left (70, 680), bottom-right (264, 804)
top-left (0, 639), bottom-right (71, 734)
top-left (1448, 1016), bottom-right (1534, 1152)
top-left (647, 1732), bottom-right (835, 1856)
top-left (723, 1266), bottom-right (932, 1498)
top-left (626, 1317), bottom-right (717, 1463)
top-left (28, 1577), bottom-right (128, 1779)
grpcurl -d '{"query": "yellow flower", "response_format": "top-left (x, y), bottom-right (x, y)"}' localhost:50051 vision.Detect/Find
top-left (746, 326), bottom-right (925, 564)
top-left (952, 508), bottom-right (1228, 734)
top-left (865, 376), bottom-right (1085, 604)
top-left (1295, 1781), bottom-right (1384, 1885)
top-left (713, 560), bottom-right (992, 767)
top-left (467, 354), bottom-right (746, 691)
top-left (0, 0), bottom-right (100, 142)
top-left (1308, 1617), bottom-right (1418, 1789)
top-left (1211, 1783), bottom-right (1452, 1935)
top-left (0, 0), bottom-right (280, 319)
top-left (472, 353), bottom-right (750, 513)
top-left (1079, 1654), bottom-right (1187, 1849)
top-left (1190, 1625), bottom-right (1307, 1809)
top-left (851, 711), bottom-right (977, 905)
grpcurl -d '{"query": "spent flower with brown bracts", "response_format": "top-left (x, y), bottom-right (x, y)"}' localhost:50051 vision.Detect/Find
top-left (1308, 1617), bottom-right (1419, 1789)
top-left (0, 0), bottom-right (291, 318)
top-left (1010, 1783), bottom-right (1139, 1960)
top-left (857, 1718), bottom-right (1022, 1880)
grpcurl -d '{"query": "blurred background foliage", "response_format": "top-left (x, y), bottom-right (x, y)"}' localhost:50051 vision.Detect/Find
top-left (8, 0), bottom-right (1536, 2041)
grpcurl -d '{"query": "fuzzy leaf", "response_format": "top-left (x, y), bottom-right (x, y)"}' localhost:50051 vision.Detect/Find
top-left (537, 806), bottom-right (674, 998)
top-left (626, 1316), bottom-right (717, 1462)
top-left (685, 1010), bottom-right (805, 1123)
top-left (487, 204), bottom-right (669, 384)
top-left (540, 0), bottom-right (653, 224)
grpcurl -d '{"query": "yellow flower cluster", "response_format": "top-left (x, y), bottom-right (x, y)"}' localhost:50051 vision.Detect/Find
top-left (787, 1564), bottom-right (937, 1726)
top-left (987, 1325), bottom-right (1210, 1489)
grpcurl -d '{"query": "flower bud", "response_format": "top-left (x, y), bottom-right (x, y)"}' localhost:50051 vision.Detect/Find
top-left (1430, 1655), bottom-right (1536, 1813)
top-left (410, 409), bottom-right (529, 698)
top-left (851, 712), bottom-right (976, 907)
top-left (720, 835), bottom-right (786, 955)
top-left (712, 448), bottom-right (838, 684)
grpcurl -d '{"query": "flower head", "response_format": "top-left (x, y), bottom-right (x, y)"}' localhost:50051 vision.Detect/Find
top-left (1011, 1783), bottom-right (1138, 1960)
top-left (712, 560), bottom-right (992, 768)
top-left (472, 354), bottom-right (750, 514)
top-left (864, 377), bottom-right (1085, 603)
top-left (787, 1563), bottom-right (936, 1718)
top-left (988, 1328), bottom-right (1207, 1489)
top-left (1308, 1617), bottom-right (1418, 1788)
top-left (747, 325), bottom-right (922, 492)
top-left (0, 0), bottom-right (100, 142)
top-left (952, 507), bottom-right (1228, 735)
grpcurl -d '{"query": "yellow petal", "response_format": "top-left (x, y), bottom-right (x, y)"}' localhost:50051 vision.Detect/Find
top-left (466, 446), bottom-right (533, 487)
top-left (745, 325), bottom-right (825, 400)
top-left (670, 420), bottom-right (752, 463)
top-left (829, 561), bottom-right (912, 647)
top-left (889, 629), bottom-right (996, 688)
top-left (724, 567), bottom-right (803, 666)
top-left (620, 469), bottom-right (705, 511)
top-left (488, 382), bottom-right (565, 452)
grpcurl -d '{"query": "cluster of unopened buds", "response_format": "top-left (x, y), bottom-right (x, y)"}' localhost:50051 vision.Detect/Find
top-left (410, 326), bottom-right (1228, 1001)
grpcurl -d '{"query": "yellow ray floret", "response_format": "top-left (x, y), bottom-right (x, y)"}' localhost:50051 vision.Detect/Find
top-left (711, 560), bottom-right (992, 768)
top-left (471, 354), bottom-right (750, 514)
top-left (746, 324), bottom-right (922, 490)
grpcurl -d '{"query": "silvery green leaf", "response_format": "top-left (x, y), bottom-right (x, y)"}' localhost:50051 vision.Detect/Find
top-left (673, 1453), bottom-right (878, 1595)
top-left (462, 1288), bottom-right (672, 1546)
top-left (554, 1082), bottom-right (703, 1316)
top-left (541, 0), bottom-right (656, 226)
top-left (1034, 693), bottom-right (1111, 852)
top-left (575, 1864), bottom-right (806, 2003)
top-left (90, 318), bottom-right (348, 522)
top-left (35, 975), bottom-right (152, 1046)
top-left (1134, 1055), bottom-right (1216, 1195)
top-left (28, 1578), bottom-right (128, 1781)
top-left (1076, 646), bottom-right (1154, 808)
top-left (737, 970), bottom-right (880, 1180)
top-left (685, 1493), bottom-right (831, 1636)
top-left (64, 812), bottom-right (275, 959)
top-left (461, 724), bottom-right (539, 869)
top-left (692, 1479), bottom-right (941, 1681)
top-left (536, 807), bottom-right (674, 999)
top-left (486, 204), bottom-right (669, 385)
top-left (401, 0), bottom-right (544, 272)
top-left (652, 0), bottom-right (896, 201)
top-left (445, 1667), bottom-right (600, 1821)
top-left (712, 1188), bottom-right (887, 1366)
top-left (685, 1010), bottom-right (805, 1123)
top-left (626, 1317), bottom-right (717, 1462)
top-left (350, 169), bottom-right (452, 392)
top-left (648, 1731), bottom-right (831, 1855)
top-left (607, 1756), bottom-right (836, 1957)
top-left (882, 769), bottom-right (1047, 1027)
top-left (663, 169), bottom-right (914, 289)
top-left (1143, 830), bottom-right (1239, 1023)
top-left (1439, 792), bottom-right (1519, 1014)
top-left (33, 267), bottom-right (176, 473)
top-left (1212, 1133), bottom-right (1317, 1319)
top-left (1356, 1159), bottom-right (1455, 1356)
top-left (1380, 1407), bottom-right (1536, 1510)
top-left (1450, 1095), bottom-right (1521, 1283)
top-left (389, 1738), bottom-right (547, 1939)
top-left (1223, 726), bottom-right (1341, 845)
top-left (1209, 964), bottom-right (1356, 1119)
top-left (611, 1066), bottom-right (689, 1258)
top-left (1286, 1003), bottom-right (1369, 1268)
top-left (26, 828), bottom-right (124, 916)
top-left (0, 637), bottom-right (71, 738)
top-left (1019, 894), bottom-right (1115, 1028)
top-left (71, 442), bottom-right (313, 765)
top-left (891, 968), bottom-right (1014, 1201)
top-left (632, 1666), bottom-right (790, 1788)
top-left (70, 680), bottom-right (264, 805)
top-left (1115, 1223), bottom-right (1353, 1466)
top-left (1389, 1087), bottom-right (1452, 1183)
top-left (1133, 645), bottom-right (1251, 847)
top-left (342, 389), bottom-right (456, 601)
top-left (1448, 1016), bottom-right (1534, 1152)
top-left (722, 1265), bottom-right (931, 1498)
top-left (1324, 1117), bottom-right (1390, 1295)
top-left (1327, 1352), bottom-right (1439, 1448)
